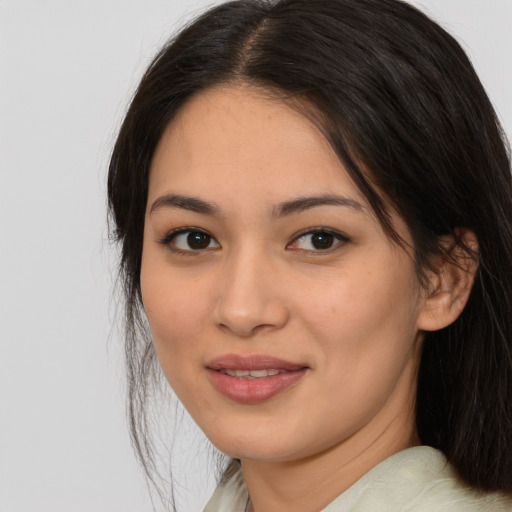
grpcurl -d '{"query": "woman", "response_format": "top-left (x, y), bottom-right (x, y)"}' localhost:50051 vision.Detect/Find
top-left (108, 0), bottom-right (512, 510)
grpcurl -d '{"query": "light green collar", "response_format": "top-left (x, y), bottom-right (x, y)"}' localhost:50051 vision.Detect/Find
top-left (204, 446), bottom-right (512, 512)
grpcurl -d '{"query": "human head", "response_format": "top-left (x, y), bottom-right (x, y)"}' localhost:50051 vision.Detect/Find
top-left (108, 0), bottom-right (512, 498)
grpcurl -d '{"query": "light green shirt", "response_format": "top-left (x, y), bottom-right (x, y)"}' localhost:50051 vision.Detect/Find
top-left (204, 446), bottom-right (512, 511)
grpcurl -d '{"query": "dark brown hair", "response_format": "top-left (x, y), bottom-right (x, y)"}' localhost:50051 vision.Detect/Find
top-left (108, 0), bottom-right (512, 506)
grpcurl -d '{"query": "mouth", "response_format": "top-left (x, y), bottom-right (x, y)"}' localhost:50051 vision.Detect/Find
top-left (220, 368), bottom-right (290, 379)
top-left (207, 354), bottom-right (309, 403)
top-left (208, 354), bottom-right (307, 372)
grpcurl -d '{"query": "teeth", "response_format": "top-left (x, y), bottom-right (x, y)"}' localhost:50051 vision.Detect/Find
top-left (223, 369), bottom-right (281, 378)
top-left (250, 369), bottom-right (280, 377)
top-left (225, 370), bottom-right (250, 377)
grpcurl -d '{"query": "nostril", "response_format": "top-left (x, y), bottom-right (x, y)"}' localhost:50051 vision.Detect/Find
top-left (214, 301), bottom-right (290, 337)
top-left (213, 259), bottom-right (290, 336)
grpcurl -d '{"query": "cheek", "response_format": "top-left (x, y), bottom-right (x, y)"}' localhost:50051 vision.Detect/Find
top-left (297, 269), bottom-right (398, 330)
top-left (292, 266), bottom-right (421, 439)
top-left (140, 269), bottom-right (213, 408)
top-left (140, 260), bottom-right (209, 362)
top-left (295, 260), bottom-right (421, 365)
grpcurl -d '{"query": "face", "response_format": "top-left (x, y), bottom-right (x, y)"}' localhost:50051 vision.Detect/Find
top-left (141, 85), bottom-right (427, 465)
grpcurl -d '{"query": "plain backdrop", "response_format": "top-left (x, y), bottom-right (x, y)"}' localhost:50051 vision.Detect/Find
top-left (0, 1), bottom-right (510, 511)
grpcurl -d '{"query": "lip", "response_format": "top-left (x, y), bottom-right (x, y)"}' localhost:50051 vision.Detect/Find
top-left (208, 354), bottom-right (306, 371)
top-left (207, 354), bottom-right (309, 404)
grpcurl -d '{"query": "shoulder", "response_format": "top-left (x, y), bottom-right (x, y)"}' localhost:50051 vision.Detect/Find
top-left (323, 446), bottom-right (512, 512)
top-left (203, 447), bottom-right (512, 512)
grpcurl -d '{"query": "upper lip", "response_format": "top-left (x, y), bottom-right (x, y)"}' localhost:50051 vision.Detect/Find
top-left (207, 354), bottom-right (307, 371)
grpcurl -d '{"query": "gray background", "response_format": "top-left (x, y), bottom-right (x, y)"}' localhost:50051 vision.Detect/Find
top-left (1, 0), bottom-right (510, 510)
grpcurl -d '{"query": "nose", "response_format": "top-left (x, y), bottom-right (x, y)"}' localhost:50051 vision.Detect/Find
top-left (213, 248), bottom-right (290, 338)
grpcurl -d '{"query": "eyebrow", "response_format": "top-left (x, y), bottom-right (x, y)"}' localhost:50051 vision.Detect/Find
top-left (149, 193), bottom-right (364, 217)
top-left (273, 194), bottom-right (364, 217)
top-left (149, 194), bottom-right (221, 216)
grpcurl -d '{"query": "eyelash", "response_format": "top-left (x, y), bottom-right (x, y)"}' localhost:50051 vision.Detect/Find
top-left (159, 227), bottom-right (350, 255)
top-left (159, 227), bottom-right (220, 255)
top-left (286, 228), bottom-right (350, 254)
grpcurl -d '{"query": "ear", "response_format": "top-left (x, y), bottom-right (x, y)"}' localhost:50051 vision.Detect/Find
top-left (417, 229), bottom-right (479, 332)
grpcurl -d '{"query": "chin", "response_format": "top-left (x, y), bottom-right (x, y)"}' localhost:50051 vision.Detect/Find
top-left (204, 421), bottom-right (303, 462)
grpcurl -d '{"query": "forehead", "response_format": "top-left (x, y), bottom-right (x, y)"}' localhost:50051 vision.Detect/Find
top-left (148, 85), bottom-right (367, 208)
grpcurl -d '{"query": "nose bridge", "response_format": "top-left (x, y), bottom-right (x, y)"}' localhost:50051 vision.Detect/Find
top-left (214, 242), bottom-right (288, 337)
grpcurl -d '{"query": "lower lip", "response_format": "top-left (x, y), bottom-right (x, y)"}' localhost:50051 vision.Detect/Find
top-left (207, 368), bottom-right (308, 404)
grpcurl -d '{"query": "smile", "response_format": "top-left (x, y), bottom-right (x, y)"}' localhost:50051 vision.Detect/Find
top-left (207, 355), bottom-right (308, 403)
top-left (220, 369), bottom-right (283, 378)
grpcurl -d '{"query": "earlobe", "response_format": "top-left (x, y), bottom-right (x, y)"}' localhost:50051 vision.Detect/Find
top-left (417, 229), bottom-right (479, 332)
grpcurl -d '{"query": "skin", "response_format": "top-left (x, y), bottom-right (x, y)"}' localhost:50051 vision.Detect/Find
top-left (140, 85), bottom-right (473, 512)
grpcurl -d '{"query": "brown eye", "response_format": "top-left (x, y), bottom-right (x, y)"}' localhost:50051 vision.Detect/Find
top-left (289, 229), bottom-right (349, 252)
top-left (187, 231), bottom-right (211, 249)
top-left (166, 229), bottom-right (220, 252)
top-left (310, 232), bottom-right (335, 250)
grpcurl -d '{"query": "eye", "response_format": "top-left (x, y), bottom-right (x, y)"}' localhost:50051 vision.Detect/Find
top-left (161, 228), bottom-right (220, 252)
top-left (287, 229), bottom-right (349, 252)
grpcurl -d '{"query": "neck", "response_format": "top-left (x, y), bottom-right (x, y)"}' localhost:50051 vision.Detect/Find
top-left (241, 390), bottom-right (419, 512)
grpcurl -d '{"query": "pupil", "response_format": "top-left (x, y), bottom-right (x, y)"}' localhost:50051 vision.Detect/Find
top-left (312, 232), bottom-right (334, 249)
top-left (187, 231), bottom-right (210, 249)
